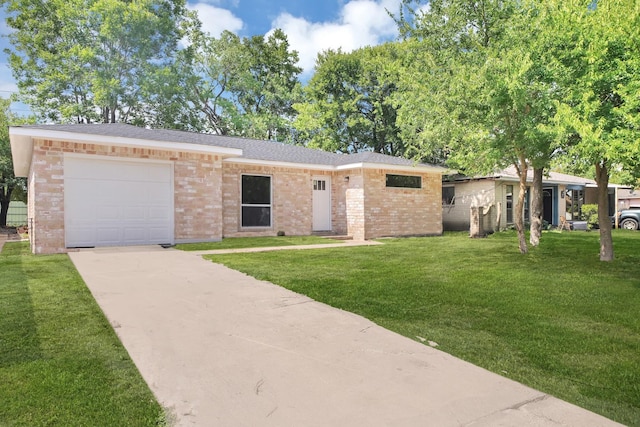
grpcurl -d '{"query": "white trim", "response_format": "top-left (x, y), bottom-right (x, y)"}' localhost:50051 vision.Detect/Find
top-left (337, 162), bottom-right (449, 173)
top-left (226, 157), bottom-right (335, 171)
top-left (9, 127), bottom-right (243, 157)
top-left (226, 158), bottom-right (450, 173)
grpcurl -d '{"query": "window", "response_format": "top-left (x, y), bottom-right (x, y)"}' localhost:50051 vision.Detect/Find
top-left (565, 189), bottom-right (584, 220)
top-left (506, 185), bottom-right (514, 223)
top-left (443, 186), bottom-right (455, 205)
top-left (524, 188), bottom-right (530, 222)
top-left (241, 175), bottom-right (271, 227)
top-left (386, 174), bottom-right (421, 188)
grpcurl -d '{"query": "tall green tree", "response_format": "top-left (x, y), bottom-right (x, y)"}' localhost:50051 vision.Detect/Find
top-left (549, 0), bottom-right (640, 261)
top-left (2, 0), bottom-right (188, 125)
top-left (182, 28), bottom-right (302, 141)
top-left (294, 44), bottom-right (404, 155)
top-left (394, 0), bottom-right (560, 253)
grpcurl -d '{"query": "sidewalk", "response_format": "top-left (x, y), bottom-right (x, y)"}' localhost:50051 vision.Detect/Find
top-left (188, 239), bottom-right (383, 256)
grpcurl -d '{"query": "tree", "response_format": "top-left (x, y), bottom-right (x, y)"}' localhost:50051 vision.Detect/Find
top-left (548, 0), bottom-right (640, 261)
top-left (394, 0), bottom-right (560, 253)
top-left (294, 44), bottom-right (405, 155)
top-left (2, 0), bottom-right (188, 125)
top-left (182, 28), bottom-right (302, 141)
top-left (0, 98), bottom-right (32, 228)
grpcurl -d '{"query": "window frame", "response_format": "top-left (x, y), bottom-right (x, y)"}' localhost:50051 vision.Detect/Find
top-left (442, 186), bottom-right (455, 205)
top-left (385, 174), bottom-right (422, 189)
top-left (240, 174), bottom-right (272, 228)
top-left (506, 184), bottom-right (514, 224)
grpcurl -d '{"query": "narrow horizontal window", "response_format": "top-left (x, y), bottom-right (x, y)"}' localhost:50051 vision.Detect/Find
top-left (386, 174), bottom-right (421, 189)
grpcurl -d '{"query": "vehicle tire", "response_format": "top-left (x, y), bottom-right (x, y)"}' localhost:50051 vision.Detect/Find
top-left (620, 218), bottom-right (639, 230)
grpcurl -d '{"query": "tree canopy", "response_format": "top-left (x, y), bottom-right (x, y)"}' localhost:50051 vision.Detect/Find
top-left (180, 27), bottom-right (302, 141)
top-left (293, 44), bottom-right (404, 155)
top-left (2, 0), bottom-right (188, 125)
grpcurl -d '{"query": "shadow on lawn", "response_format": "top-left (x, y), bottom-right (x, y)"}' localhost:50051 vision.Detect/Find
top-left (0, 246), bottom-right (43, 367)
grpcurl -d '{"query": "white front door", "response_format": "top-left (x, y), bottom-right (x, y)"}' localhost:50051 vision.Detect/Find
top-left (312, 176), bottom-right (331, 231)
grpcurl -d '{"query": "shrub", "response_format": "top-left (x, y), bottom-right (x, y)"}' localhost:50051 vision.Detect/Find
top-left (581, 204), bottom-right (599, 229)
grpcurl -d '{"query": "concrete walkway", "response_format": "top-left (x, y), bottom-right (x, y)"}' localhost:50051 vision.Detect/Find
top-left (69, 246), bottom-right (622, 427)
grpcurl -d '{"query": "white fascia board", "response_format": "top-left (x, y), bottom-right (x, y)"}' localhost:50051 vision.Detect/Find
top-left (224, 157), bottom-right (335, 171)
top-left (8, 127), bottom-right (243, 158)
top-left (226, 158), bottom-right (453, 173)
top-left (9, 133), bottom-right (33, 177)
top-left (337, 162), bottom-right (451, 174)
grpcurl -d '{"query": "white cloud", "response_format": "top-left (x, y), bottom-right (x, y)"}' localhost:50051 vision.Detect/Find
top-left (271, 0), bottom-right (402, 76)
top-left (187, 3), bottom-right (244, 37)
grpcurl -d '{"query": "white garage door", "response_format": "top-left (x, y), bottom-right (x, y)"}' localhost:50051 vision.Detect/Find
top-left (64, 156), bottom-right (174, 248)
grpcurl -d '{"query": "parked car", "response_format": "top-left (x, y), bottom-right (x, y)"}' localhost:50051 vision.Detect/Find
top-left (616, 208), bottom-right (640, 230)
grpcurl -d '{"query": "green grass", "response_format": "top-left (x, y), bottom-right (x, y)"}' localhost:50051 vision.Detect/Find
top-left (176, 235), bottom-right (343, 251)
top-left (0, 242), bottom-right (165, 427)
top-left (205, 230), bottom-right (640, 425)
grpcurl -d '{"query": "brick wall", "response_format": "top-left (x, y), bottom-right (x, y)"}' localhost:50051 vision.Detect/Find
top-left (345, 172), bottom-right (365, 240)
top-left (29, 138), bottom-right (223, 254)
top-left (331, 171), bottom-right (350, 235)
top-left (222, 163), bottom-right (314, 237)
top-left (30, 145), bottom-right (64, 254)
top-left (362, 169), bottom-right (443, 239)
top-left (27, 137), bottom-right (446, 252)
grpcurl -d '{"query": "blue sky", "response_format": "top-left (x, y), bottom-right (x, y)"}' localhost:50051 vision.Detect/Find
top-left (0, 0), bottom-right (403, 116)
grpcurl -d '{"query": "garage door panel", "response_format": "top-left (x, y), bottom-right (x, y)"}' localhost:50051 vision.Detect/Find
top-left (65, 157), bottom-right (174, 248)
top-left (149, 207), bottom-right (171, 220)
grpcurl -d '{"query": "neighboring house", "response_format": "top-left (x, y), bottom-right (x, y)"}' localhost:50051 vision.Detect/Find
top-left (442, 166), bottom-right (628, 233)
top-left (10, 123), bottom-right (448, 254)
top-left (618, 188), bottom-right (640, 209)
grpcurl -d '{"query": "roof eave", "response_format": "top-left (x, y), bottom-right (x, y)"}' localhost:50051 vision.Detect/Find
top-left (9, 127), bottom-right (244, 159)
top-left (9, 133), bottom-right (33, 177)
top-left (337, 162), bottom-right (452, 174)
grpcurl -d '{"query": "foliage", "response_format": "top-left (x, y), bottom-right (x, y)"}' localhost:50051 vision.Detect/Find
top-left (207, 231), bottom-right (640, 425)
top-left (546, 0), bottom-right (640, 260)
top-left (2, 0), bottom-right (188, 125)
top-left (581, 204), bottom-right (599, 229)
top-left (0, 242), bottom-right (165, 425)
top-left (0, 97), bottom-right (35, 227)
top-left (294, 44), bottom-right (405, 155)
top-left (181, 27), bottom-right (302, 141)
top-left (393, 0), bottom-right (563, 253)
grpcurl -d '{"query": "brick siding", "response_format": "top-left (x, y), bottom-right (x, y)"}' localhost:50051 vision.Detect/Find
top-left (28, 138), bottom-right (223, 254)
top-left (27, 138), bottom-right (445, 253)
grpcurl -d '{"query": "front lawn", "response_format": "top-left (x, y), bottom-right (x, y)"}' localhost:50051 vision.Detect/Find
top-left (206, 230), bottom-right (640, 425)
top-left (0, 242), bottom-right (166, 426)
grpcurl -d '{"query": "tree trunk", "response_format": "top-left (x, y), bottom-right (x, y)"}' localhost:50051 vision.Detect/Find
top-left (0, 186), bottom-right (12, 228)
top-left (595, 162), bottom-right (614, 261)
top-left (529, 167), bottom-right (544, 246)
top-left (515, 157), bottom-right (528, 254)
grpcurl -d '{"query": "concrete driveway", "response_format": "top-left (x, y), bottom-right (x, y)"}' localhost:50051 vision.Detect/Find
top-left (69, 246), bottom-right (621, 427)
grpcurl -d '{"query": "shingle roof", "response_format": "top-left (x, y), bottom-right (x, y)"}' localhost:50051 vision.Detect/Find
top-left (449, 165), bottom-right (630, 187)
top-left (497, 166), bottom-right (597, 186)
top-left (16, 123), bottom-right (445, 171)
